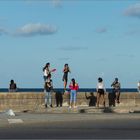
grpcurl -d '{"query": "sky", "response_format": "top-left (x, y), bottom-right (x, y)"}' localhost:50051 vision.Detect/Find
top-left (0, 0), bottom-right (140, 88)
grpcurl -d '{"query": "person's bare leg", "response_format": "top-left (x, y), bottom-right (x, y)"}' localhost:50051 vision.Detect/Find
top-left (96, 93), bottom-right (100, 107)
top-left (64, 80), bottom-right (67, 90)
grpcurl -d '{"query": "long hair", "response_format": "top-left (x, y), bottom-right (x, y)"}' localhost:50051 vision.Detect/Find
top-left (71, 78), bottom-right (75, 88)
top-left (43, 63), bottom-right (50, 71)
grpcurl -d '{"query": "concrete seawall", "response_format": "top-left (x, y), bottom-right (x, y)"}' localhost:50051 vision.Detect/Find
top-left (0, 92), bottom-right (140, 112)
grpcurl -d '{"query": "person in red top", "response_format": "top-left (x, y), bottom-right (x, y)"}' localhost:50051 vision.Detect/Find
top-left (69, 78), bottom-right (79, 109)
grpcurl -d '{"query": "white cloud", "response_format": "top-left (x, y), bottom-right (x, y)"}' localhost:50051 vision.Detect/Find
top-left (124, 3), bottom-right (140, 18)
top-left (95, 27), bottom-right (107, 33)
top-left (14, 23), bottom-right (57, 37)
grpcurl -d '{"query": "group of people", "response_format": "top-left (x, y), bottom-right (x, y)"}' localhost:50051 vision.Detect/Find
top-left (43, 62), bottom-right (122, 108)
top-left (43, 63), bottom-right (79, 108)
top-left (96, 77), bottom-right (121, 107)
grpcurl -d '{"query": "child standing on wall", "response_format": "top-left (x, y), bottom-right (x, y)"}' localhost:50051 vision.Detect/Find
top-left (69, 78), bottom-right (79, 109)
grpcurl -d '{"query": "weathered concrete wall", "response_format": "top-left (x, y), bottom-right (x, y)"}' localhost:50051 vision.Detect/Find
top-left (0, 92), bottom-right (140, 112)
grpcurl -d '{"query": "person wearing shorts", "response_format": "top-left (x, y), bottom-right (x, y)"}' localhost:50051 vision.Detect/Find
top-left (63, 64), bottom-right (70, 91)
top-left (96, 77), bottom-right (106, 108)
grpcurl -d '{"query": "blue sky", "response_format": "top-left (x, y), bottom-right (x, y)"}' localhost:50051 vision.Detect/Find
top-left (0, 0), bottom-right (140, 88)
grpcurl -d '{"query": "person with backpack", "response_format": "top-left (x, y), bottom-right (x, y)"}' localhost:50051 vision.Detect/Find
top-left (44, 74), bottom-right (53, 108)
top-left (69, 78), bottom-right (79, 109)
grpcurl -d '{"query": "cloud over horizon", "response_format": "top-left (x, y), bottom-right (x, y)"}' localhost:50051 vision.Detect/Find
top-left (14, 23), bottom-right (57, 37)
top-left (95, 27), bottom-right (108, 33)
top-left (124, 3), bottom-right (140, 18)
top-left (59, 46), bottom-right (88, 51)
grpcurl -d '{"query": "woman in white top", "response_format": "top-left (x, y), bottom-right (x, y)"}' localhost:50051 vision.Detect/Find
top-left (43, 63), bottom-right (51, 82)
top-left (96, 77), bottom-right (106, 107)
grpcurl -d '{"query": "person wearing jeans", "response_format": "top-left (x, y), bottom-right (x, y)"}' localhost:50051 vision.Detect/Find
top-left (44, 74), bottom-right (53, 108)
top-left (69, 78), bottom-right (79, 109)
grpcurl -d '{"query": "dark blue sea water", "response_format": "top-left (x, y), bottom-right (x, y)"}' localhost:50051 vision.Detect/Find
top-left (0, 88), bottom-right (138, 93)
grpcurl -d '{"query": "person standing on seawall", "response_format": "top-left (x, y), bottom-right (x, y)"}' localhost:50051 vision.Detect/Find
top-left (62, 64), bottom-right (71, 92)
top-left (111, 78), bottom-right (121, 104)
top-left (69, 78), bottom-right (79, 109)
top-left (137, 81), bottom-right (140, 93)
top-left (96, 77), bottom-right (106, 108)
top-left (44, 74), bottom-right (53, 108)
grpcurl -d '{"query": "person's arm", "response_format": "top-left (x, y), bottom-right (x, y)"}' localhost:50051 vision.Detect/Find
top-left (85, 93), bottom-right (89, 99)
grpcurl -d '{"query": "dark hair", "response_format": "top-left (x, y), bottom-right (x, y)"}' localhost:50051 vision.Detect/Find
top-left (10, 79), bottom-right (14, 84)
top-left (98, 77), bottom-right (103, 83)
top-left (43, 63), bottom-right (50, 71)
top-left (64, 64), bottom-right (68, 67)
top-left (115, 78), bottom-right (118, 82)
top-left (71, 78), bottom-right (75, 88)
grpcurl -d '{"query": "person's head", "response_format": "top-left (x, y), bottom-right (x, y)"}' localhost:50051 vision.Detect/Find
top-left (64, 64), bottom-right (68, 68)
top-left (43, 62), bottom-right (50, 71)
top-left (46, 62), bottom-right (50, 68)
top-left (115, 78), bottom-right (118, 82)
top-left (10, 79), bottom-right (14, 84)
top-left (98, 77), bottom-right (103, 83)
top-left (90, 92), bottom-right (94, 96)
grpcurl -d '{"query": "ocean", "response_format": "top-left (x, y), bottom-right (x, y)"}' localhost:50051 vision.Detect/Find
top-left (0, 88), bottom-right (138, 92)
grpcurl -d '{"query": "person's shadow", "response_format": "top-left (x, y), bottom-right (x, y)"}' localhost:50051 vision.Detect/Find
top-left (85, 92), bottom-right (97, 106)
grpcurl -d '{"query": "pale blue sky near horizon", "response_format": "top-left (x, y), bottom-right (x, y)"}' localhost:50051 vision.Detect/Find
top-left (0, 0), bottom-right (140, 88)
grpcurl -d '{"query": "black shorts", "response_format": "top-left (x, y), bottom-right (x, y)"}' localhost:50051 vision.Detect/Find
top-left (98, 89), bottom-right (105, 95)
top-left (62, 73), bottom-right (68, 82)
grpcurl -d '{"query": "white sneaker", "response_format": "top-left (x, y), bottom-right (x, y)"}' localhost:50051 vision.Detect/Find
top-left (69, 106), bottom-right (72, 109)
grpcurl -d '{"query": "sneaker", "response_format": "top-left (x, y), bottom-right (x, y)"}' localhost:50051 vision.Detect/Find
top-left (50, 105), bottom-right (53, 108)
top-left (69, 106), bottom-right (72, 109)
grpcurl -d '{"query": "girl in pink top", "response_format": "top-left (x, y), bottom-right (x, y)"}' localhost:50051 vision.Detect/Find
top-left (69, 78), bottom-right (79, 108)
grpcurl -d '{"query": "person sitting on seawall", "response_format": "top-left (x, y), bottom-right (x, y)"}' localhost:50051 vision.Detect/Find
top-left (69, 78), bottom-right (79, 109)
top-left (85, 92), bottom-right (96, 107)
top-left (111, 78), bottom-right (121, 104)
top-left (9, 79), bottom-right (17, 92)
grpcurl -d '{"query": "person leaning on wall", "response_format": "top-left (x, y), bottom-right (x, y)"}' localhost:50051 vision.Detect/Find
top-left (9, 79), bottom-right (17, 92)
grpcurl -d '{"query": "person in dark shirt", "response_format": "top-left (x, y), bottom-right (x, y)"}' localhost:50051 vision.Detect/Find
top-left (9, 79), bottom-right (17, 92)
top-left (85, 92), bottom-right (96, 106)
top-left (111, 78), bottom-right (121, 104)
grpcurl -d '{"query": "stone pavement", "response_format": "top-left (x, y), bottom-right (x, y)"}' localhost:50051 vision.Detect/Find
top-left (0, 105), bottom-right (140, 127)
